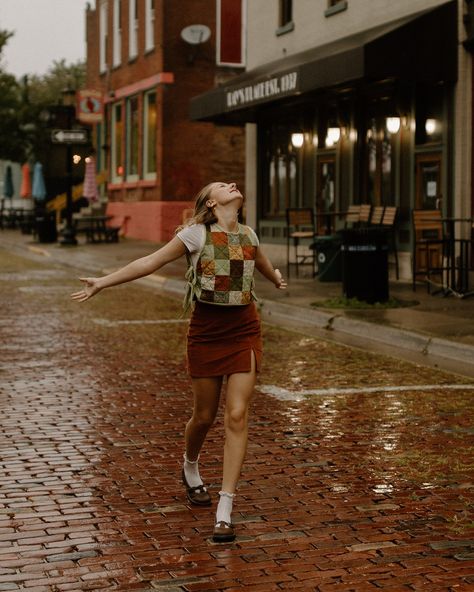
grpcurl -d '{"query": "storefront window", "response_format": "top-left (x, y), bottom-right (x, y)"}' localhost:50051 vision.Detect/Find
top-left (145, 0), bottom-right (155, 52)
top-left (364, 115), bottom-right (397, 206)
top-left (113, 0), bottom-right (122, 67)
top-left (263, 123), bottom-right (300, 217)
top-left (267, 151), bottom-right (297, 216)
top-left (111, 102), bottom-right (123, 182)
top-left (279, 0), bottom-right (292, 27)
top-left (143, 91), bottom-right (157, 178)
top-left (99, 1), bottom-right (108, 74)
top-left (129, 0), bottom-right (138, 59)
top-left (277, 0), bottom-right (294, 34)
top-left (126, 96), bottom-right (139, 179)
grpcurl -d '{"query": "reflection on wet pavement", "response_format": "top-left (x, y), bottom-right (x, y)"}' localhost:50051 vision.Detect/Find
top-left (0, 248), bottom-right (473, 590)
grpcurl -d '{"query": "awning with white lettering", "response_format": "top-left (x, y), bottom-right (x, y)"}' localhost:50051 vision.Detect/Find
top-left (190, 1), bottom-right (457, 124)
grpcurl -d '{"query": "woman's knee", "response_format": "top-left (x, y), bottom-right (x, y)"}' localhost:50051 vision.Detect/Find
top-left (225, 407), bottom-right (248, 432)
top-left (191, 411), bottom-right (216, 430)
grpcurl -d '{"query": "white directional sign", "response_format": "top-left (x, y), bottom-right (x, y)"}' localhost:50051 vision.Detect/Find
top-left (51, 129), bottom-right (88, 144)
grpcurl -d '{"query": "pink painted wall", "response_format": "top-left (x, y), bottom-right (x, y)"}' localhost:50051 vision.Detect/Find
top-left (106, 201), bottom-right (194, 243)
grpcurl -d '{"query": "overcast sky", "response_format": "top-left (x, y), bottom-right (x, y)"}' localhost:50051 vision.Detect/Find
top-left (0, 0), bottom-right (91, 79)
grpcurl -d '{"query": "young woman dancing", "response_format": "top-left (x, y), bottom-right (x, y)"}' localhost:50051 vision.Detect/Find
top-left (71, 181), bottom-right (286, 542)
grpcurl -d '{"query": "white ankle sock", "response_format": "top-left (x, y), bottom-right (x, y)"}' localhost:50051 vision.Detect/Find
top-left (216, 491), bottom-right (235, 525)
top-left (183, 453), bottom-right (203, 488)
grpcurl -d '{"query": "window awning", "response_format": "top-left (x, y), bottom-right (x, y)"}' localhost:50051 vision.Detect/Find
top-left (190, 0), bottom-right (457, 124)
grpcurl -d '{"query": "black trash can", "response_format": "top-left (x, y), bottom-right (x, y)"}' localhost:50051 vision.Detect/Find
top-left (35, 212), bottom-right (57, 243)
top-left (341, 228), bottom-right (389, 303)
top-left (311, 235), bottom-right (342, 281)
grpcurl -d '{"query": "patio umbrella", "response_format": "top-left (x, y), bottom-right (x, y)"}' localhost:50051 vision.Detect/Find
top-left (82, 156), bottom-right (98, 202)
top-left (32, 162), bottom-right (47, 201)
top-left (20, 163), bottom-right (32, 199)
top-left (4, 165), bottom-right (14, 199)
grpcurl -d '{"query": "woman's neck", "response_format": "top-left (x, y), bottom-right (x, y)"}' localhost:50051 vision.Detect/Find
top-left (215, 207), bottom-right (239, 232)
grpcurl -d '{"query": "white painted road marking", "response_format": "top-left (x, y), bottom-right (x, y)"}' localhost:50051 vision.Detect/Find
top-left (259, 383), bottom-right (474, 401)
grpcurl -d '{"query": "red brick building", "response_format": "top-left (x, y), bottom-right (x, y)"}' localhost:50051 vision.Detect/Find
top-left (85, 0), bottom-right (245, 242)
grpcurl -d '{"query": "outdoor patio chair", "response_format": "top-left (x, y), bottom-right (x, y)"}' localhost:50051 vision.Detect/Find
top-left (286, 207), bottom-right (316, 278)
top-left (381, 206), bottom-right (400, 280)
top-left (412, 209), bottom-right (448, 291)
top-left (359, 204), bottom-right (372, 226)
top-left (370, 206), bottom-right (385, 226)
top-left (343, 205), bottom-right (361, 228)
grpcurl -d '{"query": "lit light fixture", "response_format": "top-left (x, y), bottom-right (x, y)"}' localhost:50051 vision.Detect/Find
top-left (85, 156), bottom-right (92, 163)
top-left (425, 118), bottom-right (437, 135)
top-left (312, 134), bottom-right (319, 147)
top-left (386, 117), bottom-right (401, 134)
top-left (349, 129), bottom-right (358, 143)
top-left (73, 154), bottom-right (82, 164)
top-left (291, 133), bottom-right (304, 148)
top-left (326, 127), bottom-right (341, 147)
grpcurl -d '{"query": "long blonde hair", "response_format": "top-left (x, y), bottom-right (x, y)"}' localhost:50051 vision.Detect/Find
top-left (177, 182), bottom-right (218, 232)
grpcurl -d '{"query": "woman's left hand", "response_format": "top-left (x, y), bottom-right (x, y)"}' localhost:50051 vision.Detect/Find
top-left (274, 269), bottom-right (287, 290)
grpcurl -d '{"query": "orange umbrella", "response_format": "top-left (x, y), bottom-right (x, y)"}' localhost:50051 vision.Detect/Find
top-left (20, 163), bottom-right (32, 198)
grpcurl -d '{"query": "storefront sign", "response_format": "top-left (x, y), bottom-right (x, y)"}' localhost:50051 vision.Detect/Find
top-left (225, 70), bottom-right (299, 111)
top-left (76, 90), bottom-right (104, 124)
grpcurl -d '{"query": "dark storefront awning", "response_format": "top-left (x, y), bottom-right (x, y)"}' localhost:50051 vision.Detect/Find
top-left (190, 0), bottom-right (457, 124)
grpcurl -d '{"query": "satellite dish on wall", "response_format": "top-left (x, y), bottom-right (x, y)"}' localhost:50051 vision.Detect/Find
top-left (180, 24), bottom-right (211, 45)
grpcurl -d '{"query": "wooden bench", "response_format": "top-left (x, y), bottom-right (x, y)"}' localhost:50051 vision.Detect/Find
top-left (104, 215), bottom-right (130, 242)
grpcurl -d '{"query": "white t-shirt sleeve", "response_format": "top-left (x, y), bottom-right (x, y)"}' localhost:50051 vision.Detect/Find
top-left (176, 224), bottom-right (205, 255)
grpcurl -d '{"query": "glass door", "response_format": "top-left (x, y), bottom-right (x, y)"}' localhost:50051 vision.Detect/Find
top-left (415, 152), bottom-right (442, 210)
top-left (414, 152), bottom-right (443, 276)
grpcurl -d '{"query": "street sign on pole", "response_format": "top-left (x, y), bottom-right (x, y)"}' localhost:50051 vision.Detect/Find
top-left (51, 129), bottom-right (88, 144)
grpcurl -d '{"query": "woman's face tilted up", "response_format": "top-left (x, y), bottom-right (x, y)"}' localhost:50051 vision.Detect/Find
top-left (208, 182), bottom-right (244, 208)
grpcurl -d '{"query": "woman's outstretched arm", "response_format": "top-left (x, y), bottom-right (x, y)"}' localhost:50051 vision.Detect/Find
top-left (255, 246), bottom-right (287, 289)
top-left (71, 235), bottom-right (187, 302)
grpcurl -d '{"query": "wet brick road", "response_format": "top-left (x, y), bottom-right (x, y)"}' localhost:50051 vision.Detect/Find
top-left (1, 247), bottom-right (474, 591)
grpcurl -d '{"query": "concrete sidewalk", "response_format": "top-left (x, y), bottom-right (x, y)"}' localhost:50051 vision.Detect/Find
top-left (1, 229), bottom-right (474, 377)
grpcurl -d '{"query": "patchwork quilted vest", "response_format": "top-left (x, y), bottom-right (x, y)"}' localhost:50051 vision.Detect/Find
top-left (184, 223), bottom-right (258, 308)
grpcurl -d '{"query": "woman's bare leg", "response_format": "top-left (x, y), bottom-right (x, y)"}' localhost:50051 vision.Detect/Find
top-left (185, 376), bottom-right (223, 461)
top-left (221, 352), bottom-right (256, 493)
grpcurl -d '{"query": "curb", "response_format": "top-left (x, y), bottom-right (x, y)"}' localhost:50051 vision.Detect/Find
top-left (258, 298), bottom-right (474, 371)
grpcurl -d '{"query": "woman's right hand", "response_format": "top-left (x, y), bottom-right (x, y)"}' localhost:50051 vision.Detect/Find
top-left (274, 268), bottom-right (287, 290)
top-left (70, 277), bottom-right (103, 303)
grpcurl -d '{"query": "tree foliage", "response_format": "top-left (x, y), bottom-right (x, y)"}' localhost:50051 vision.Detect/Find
top-left (27, 59), bottom-right (86, 107)
top-left (0, 29), bottom-right (13, 57)
top-left (0, 29), bottom-right (26, 161)
top-left (0, 30), bottom-right (86, 162)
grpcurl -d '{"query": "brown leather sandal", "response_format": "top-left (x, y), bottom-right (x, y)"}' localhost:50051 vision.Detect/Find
top-left (181, 469), bottom-right (211, 506)
top-left (212, 520), bottom-right (235, 543)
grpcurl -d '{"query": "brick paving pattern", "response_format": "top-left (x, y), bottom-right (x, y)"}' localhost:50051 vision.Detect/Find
top-left (0, 248), bottom-right (473, 591)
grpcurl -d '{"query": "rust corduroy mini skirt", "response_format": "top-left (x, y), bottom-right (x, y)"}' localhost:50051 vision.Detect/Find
top-left (187, 301), bottom-right (262, 378)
